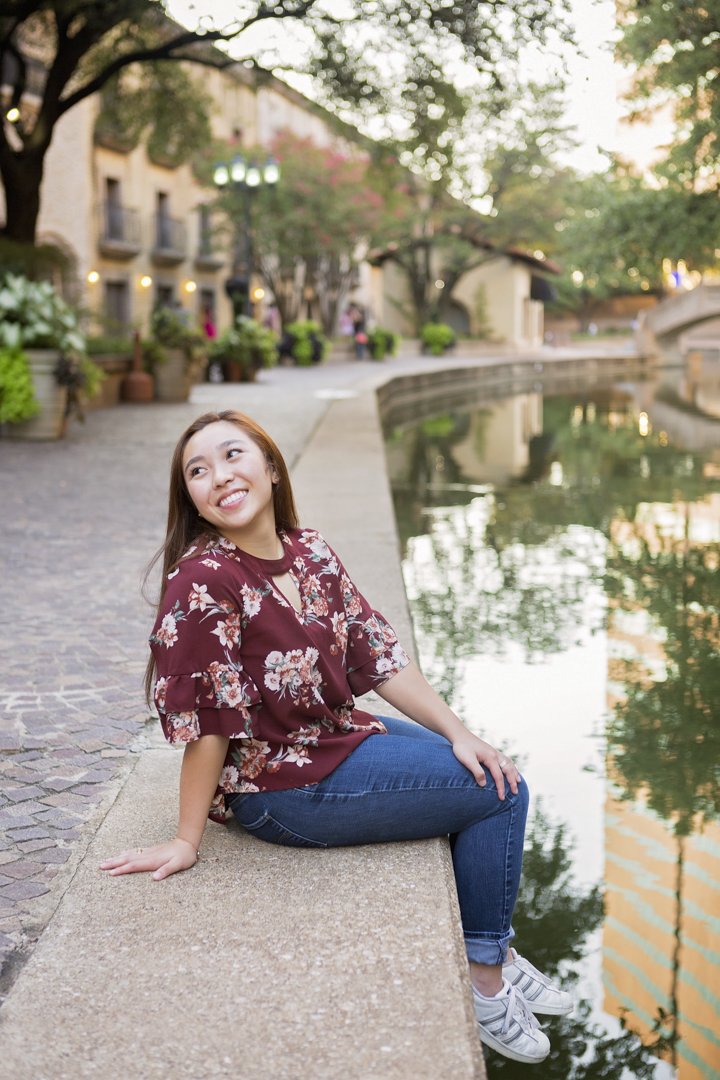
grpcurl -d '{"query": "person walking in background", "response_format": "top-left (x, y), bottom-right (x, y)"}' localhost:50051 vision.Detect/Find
top-left (202, 306), bottom-right (217, 341)
top-left (100, 410), bottom-right (572, 1065)
top-left (263, 302), bottom-right (281, 335)
top-left (348, 302), bottom-right (368, 359)
top-left (339, 306), bottom-right (354, 353)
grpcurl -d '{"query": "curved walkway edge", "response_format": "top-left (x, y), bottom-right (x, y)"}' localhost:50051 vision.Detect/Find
top-left (0, 371), bottom-right (486, 1080)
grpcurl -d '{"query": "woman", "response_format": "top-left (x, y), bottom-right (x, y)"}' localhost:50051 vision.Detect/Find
top-left (100, 410), bottom-right (571, 1064)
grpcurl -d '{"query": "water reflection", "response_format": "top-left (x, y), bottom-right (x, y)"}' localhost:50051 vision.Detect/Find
top-left (386, 384), bottom-right (720, 1078)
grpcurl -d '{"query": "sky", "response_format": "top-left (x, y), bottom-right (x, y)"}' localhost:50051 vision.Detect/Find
top-left (165, 0), bottom-right (668, 176)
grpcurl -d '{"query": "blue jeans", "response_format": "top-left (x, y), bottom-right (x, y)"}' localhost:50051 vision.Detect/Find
top-left (228, 716), bottom-right (529, 965)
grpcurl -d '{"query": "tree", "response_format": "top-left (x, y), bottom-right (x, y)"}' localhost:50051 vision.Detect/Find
top-left (616, 0), bottom-right (720, 187)
top-left (0, 0), bottom-right (569, 246)
top-left (236, 132), bottom-right (385, 334)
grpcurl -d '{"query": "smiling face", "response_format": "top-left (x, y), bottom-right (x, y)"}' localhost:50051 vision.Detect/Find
top-left (182, 420), bottom-right (280, 551)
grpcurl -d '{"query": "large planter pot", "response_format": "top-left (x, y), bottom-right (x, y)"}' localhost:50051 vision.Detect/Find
top-left (6, 349), bottom-right (68, 440)
top-left (154, 348), bottom-right (191, 403)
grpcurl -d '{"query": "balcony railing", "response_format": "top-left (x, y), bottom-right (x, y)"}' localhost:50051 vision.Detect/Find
top-left (98, 201), bottom-right (141, 258)
top-left (152, 213), bottom-right (187, 265)
top-left (195, 235), bottom-right (226, 271)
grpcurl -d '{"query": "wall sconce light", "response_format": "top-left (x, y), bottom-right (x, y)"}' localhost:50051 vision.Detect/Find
top-left (184, 280), bottom-right (197, 294)
top-left (252, 287), bottom-right (265, 301)
top-left (87, 270), bottom-right (100, 284)
top-left (140, 275), bottom-right (153, 288)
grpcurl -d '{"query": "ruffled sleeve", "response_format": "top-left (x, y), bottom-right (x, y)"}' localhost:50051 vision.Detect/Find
top-left (310, 532), bottom-right (410, 697)
top-left (149, 558), bottom-right (262, 746)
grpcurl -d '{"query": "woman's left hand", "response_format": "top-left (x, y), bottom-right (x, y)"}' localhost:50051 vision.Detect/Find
top-left (451, 733), bottom-right (520, 800)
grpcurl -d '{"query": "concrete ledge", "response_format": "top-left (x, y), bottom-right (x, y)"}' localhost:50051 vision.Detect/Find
top-left (0, 381), bottom-right (485, 1078)
top-left (0, 749), bottom-right (481, 1080)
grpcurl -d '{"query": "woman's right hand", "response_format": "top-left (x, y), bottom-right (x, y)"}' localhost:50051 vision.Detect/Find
top-left (99, 837), bottom-right (198, 881)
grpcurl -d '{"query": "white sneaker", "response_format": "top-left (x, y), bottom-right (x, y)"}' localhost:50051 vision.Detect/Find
top-left (503, 949), bottom-right (573, 1016)
top-left (473, 978), bottom-right (550, 1063)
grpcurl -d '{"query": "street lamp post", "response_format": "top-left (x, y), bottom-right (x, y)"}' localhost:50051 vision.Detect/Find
top-left (213, 155), bottom-right (280, 319)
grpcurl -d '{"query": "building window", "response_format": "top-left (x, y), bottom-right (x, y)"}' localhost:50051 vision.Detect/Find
top-left (105, 178), bottom-right (123, 240)
top-left (156, 192), bottom-right (172, 249)
top-left (104, 279), bottom-right (130, 330)
top-left (198, 205), bottom-right (212, 255)
top-left (156, 282), bottom-right (175, 309)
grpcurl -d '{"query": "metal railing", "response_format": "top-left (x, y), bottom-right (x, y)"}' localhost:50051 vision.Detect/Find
top-left (154, 212), bottom-right (187, 255)
top-left (99, 201), bottom-right (140, 246)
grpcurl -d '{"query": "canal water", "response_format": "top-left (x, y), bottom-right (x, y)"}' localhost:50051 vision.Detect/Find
top-left (383, 375), bottom-right (720, 1080)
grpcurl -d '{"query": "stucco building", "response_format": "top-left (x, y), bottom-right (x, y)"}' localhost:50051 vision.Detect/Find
top-left (3, 20), bottom-right (556, 348)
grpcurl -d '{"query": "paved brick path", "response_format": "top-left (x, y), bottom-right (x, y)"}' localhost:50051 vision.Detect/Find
top-left (0, 368), bottom-right (359, 993)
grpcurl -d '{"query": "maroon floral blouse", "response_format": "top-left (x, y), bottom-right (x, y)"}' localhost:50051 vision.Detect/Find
top-left (149, 528), bottom-right (410, 821)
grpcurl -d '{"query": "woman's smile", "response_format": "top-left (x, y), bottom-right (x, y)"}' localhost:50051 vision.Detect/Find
top-left (217, 488), bottom-right (249, 509)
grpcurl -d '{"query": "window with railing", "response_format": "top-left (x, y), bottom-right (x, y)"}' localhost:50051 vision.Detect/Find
top-left (154, 212), bottom-right (186, 254)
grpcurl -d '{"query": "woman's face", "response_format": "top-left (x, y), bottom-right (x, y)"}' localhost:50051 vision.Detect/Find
top-left (182, 420), bottom-right (278, 544)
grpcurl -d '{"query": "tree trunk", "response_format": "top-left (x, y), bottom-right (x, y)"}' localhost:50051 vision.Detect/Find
top-left (0, 142), bottom-right (45, 244)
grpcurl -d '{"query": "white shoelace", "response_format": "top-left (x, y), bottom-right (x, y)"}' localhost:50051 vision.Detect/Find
top-left (508, 952), bottom-right (555, 988)
top-left (501, 984), bottom-right (542, 1036)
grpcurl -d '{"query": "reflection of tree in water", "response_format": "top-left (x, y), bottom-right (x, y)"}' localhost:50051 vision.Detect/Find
top-left (405, 506), bottom-right (603, 702)
top-left (389, 392), bottom-right (720, 1073)
top-left (486, 807), bottom-right (666, 1079)
top-left (604, 511), bottom-right (720, 1068)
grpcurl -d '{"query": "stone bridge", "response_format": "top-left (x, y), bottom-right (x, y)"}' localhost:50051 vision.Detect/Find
top-left (640, 284), bottom-right (720, 362)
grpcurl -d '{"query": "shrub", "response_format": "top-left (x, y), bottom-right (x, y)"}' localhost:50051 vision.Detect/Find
top-left (283, 320), bottom-right (327, 366)
top-left (0, 345), bottom-right (40, 424)
top-left (0, 274), bottom-right (103, 423)
top-left (210, 316), bottom-right (278, 374)
top-left (367, 327), bottom-right (400, 361)
top-left (148, 306), bottom-right (205, 370)
top-left (420, 322), bottom-right (456, 356)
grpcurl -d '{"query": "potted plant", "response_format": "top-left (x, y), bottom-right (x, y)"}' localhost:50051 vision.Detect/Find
top-left (281, 320), bottom-right (328, 366)
top-left (0, 273), bottom-right (103, 439)
top-left (144, 306), bottom-right (207, 402)
top-left (367, 326), bottom-right (400, 361)
top-left (210, 316), bottom-right (278, 382)
top-left (420, 321), bottom-right (456, 356)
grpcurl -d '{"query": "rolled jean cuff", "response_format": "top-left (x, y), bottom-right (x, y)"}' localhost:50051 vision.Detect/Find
top-left (464, 927), bottom-right (514, 966)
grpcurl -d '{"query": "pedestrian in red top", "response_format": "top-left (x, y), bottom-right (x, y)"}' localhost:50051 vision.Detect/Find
top-left (100, 410), bottom-right (572, 1063)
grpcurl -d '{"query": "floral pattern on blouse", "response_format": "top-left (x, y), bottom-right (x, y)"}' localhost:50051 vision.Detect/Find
top-left (149, 528), bottom-right (410, 821)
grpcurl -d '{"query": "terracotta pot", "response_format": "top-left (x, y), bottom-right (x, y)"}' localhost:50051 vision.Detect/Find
top-left (121, 370), bottom-right (155, 402)
top-left (6, 349), bottom-right (68, 440)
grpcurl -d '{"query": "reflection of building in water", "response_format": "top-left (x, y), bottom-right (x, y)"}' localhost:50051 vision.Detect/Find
top-left (451, 393), bottom-right (542, 485)
top-left (604, 498), bottom-right (720, 1079)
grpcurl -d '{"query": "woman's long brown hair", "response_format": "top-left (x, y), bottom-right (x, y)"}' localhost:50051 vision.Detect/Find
top-left (143, 410), bottom-right (299, 703)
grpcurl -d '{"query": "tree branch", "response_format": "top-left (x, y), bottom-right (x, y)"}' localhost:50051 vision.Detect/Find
top-left (58, 2), bottom-right (321, 115)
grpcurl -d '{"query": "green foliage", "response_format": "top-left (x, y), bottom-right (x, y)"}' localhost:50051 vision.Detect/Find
top-left (141, 337), bottom-right (166, 373)
top-left (367, 327), bottom-right (399, 360)
top-left (85, 335), bottom-right (133, 356)
top-left (0, 347), bottom-right (39, 425)
top-left (95, 59), bottom-right (213, 169)
top-left (617, 0), bottom-right (720, 183)
top-left (210, 316), bottom-right (278, 372)
top-left (243, 132), bottom-right (386, 334)
top-left (0, 238), bottom-right (71, 281)
top-left (1, 1), bottom-right (571, 246)
top-left (511, 806), bottom-right (603, 977)
top-left (0, 274), bottom-right (86, 353)
top-left (284, 321), bottom-right (328, 366)
top-left (148, 307), bottom-right (205, 370)
top-left (420, 322), bottom-right (456, 355)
